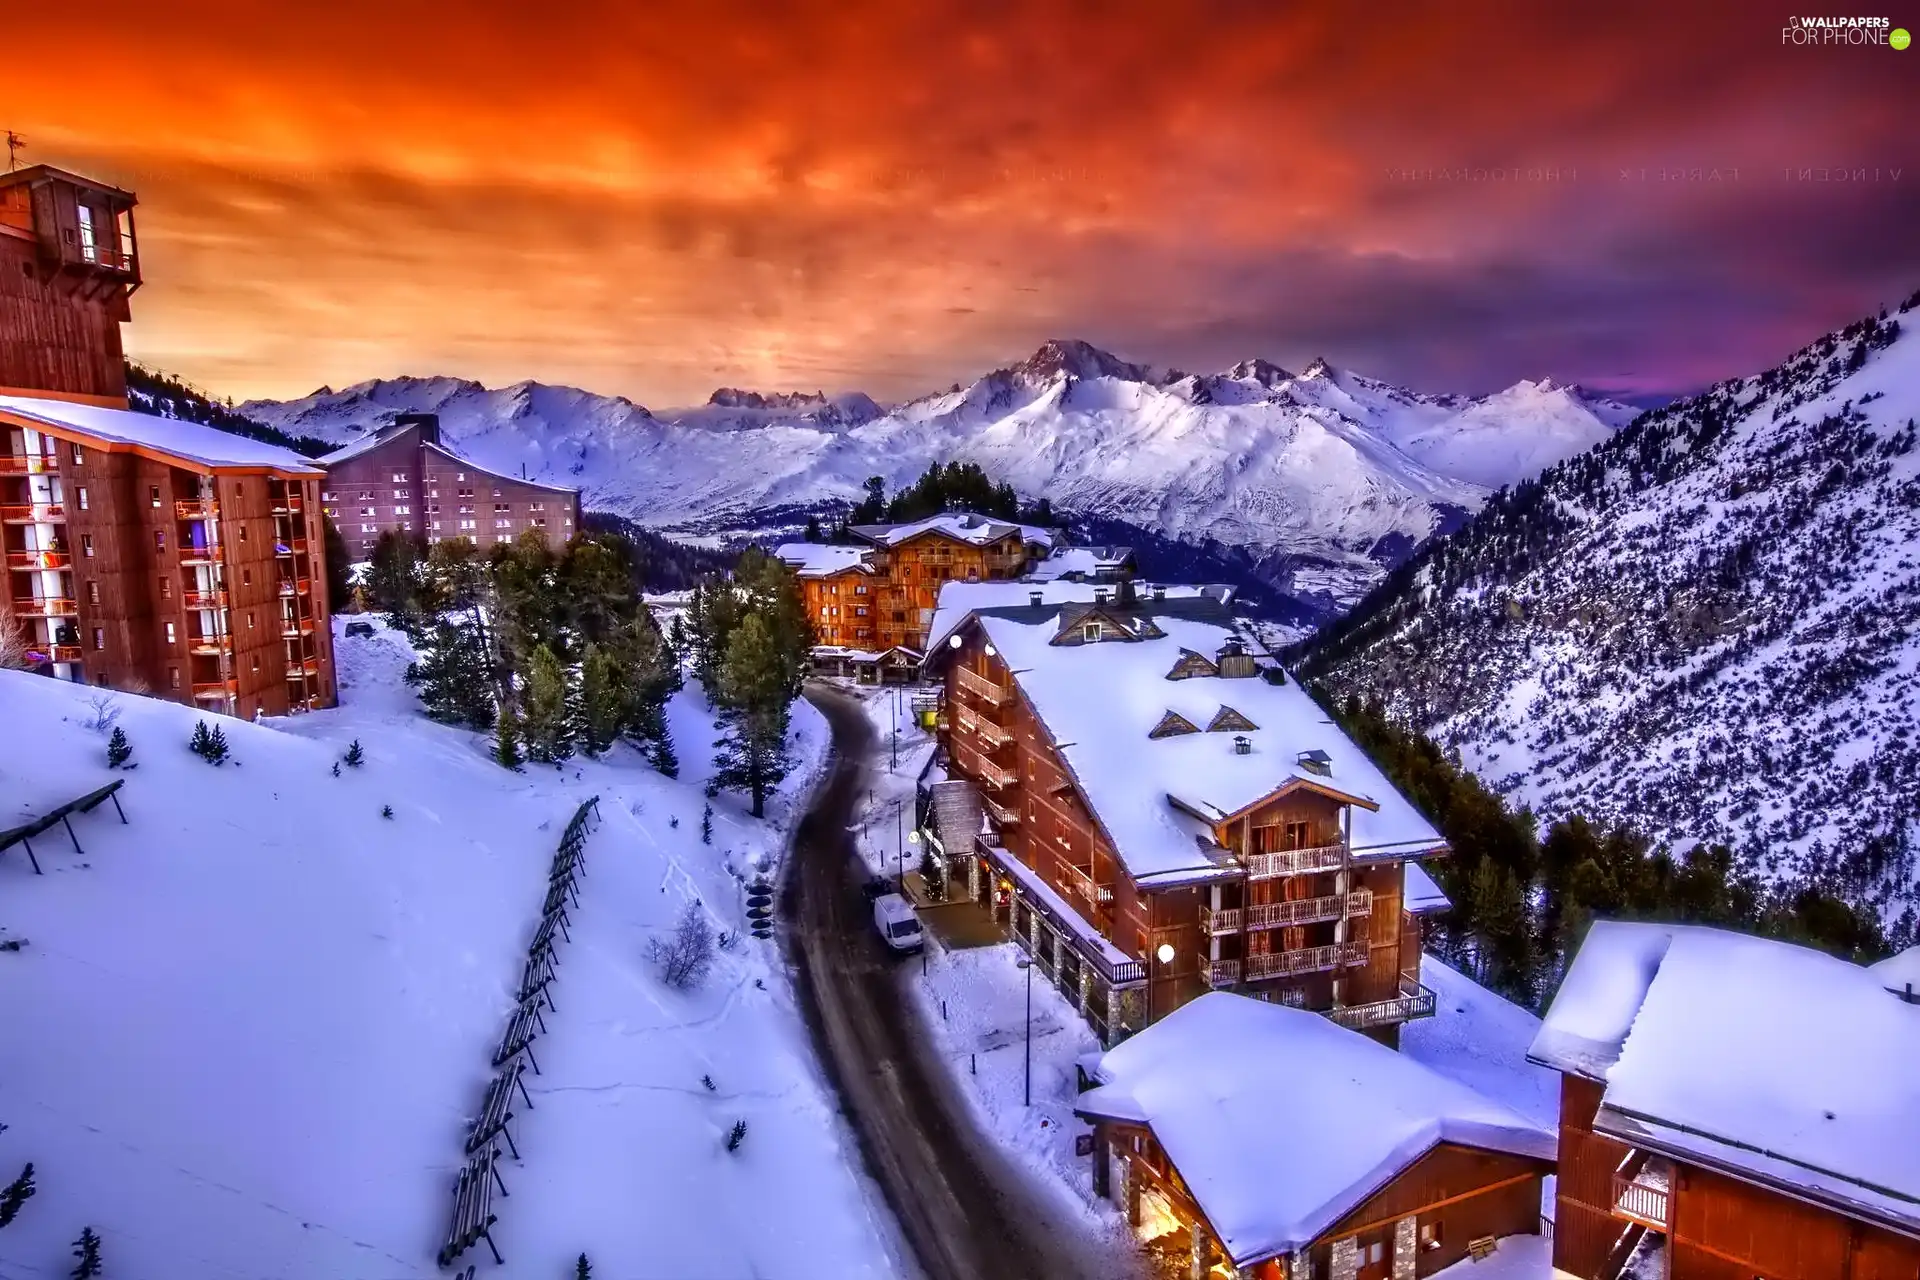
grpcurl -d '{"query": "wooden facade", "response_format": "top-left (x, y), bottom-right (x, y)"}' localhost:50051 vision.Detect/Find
top-left (2, 417), bottom-right (335, 718)
top-left (320, 414), bottom-right (580, 560)
top-left (796, 564), bottom-right (879, 649)
top-left (0, 166), bottom-right (139, 402)
top-left (859, 525), bottom-right (1030, 652)
top-left (933, 608), bottom-right (1437, 1045)
top-left (1551, 1075), bottom-right (1920, 1280)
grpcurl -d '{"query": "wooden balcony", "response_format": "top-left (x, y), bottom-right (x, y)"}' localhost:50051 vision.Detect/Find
top-left (277, 577), bottom-right (312, 598)
top-left (1214, 941), bottom-right (1368, 986)
top-left (1327, 975), bottom-right (1437, 1031)
top-left (2, 503), bottom-right (65, 523)
top-left (286, 658), bottom-right (322, 678)
top-left (175, 499), bottom-right (219, 521)
top-left (1063, 861), bottom-right (1114, 906)
top-left (270, 496), bottom-right (305, 515)
top-left (6, 549), bottom-right (69, 570)
top-left (0, 455), bottom-right (56, 475)
top-left (274, 538), bottom-right (309, 558)
top-left (1199, 889), bottom-right (1373, 936)
top-left (955, 742), bottom-right (1017, 790)
top-left (280, 620), bottom-right (315, 639)
top-left (11, 596), bottom-right (77, 618)
top-left (953, 701), bottom-right (1012, 748)
top-left (182, 590), bottom-right (227, 611)
top-left (1243, 842), bottom-right (1346, 881)
top-left (191, 681), bottom-right (237, 702)
top-left (49, 644), bottom-right (82, 663)
top-left (179, 544), bottom-right (222, 566)
top-left (981, 793), bottom-right (1020, 826)
top-left (954, 665), bottom-right (1011, 707)
top-left (1612, 1159), bottom-right (1671, 1231)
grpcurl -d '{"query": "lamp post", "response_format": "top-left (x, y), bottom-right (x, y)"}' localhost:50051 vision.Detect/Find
top-left (1015, 955), bottom-right (1035, 1106)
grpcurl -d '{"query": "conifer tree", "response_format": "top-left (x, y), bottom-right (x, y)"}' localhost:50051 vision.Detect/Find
top-left (711, 614), bottom-right (794, 818)
top-left (0, 1162), bottom-right (34, 1228)
top-left (579, 642), bottom-right (626, 757)
top-left (701, 802), bottom-right (713, 845)
top-left (404, 617), bottom-right (496, 730)
top-left (69, 1226), bottom-right (102, 1278)
top-left (321, 512), bottom-right (354, 610)
top-left (647, 733), bottom-right (680, 779)
top-left (207, 724), bottom-right (230, 765)
top-left (344, 739), bottom-right (365, 768)
top-left (106, 725), bottom-right (131, 769)
top-left (494, 701), bottom-right (524, 770)
top-left (575, 1253), bottom-right (592, 1280)
top-left (521, 644), bottom-right (575, 763)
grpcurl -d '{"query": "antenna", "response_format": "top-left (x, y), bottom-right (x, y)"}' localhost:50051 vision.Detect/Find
top-left (4, 131), bottom-right (23, 171)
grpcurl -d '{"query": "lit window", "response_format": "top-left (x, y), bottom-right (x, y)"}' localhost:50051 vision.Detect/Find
top-left (92, 627), bottom-right (105, 650)
top-left (87, 581), bottom-right (99, 604)
top-left (169, 668), bottom-right (180, 689)
top-left (150, 485), bottom-right (161, 508)
top-left (154, 530), bottom-right (166, 551)
top-left (82, 533), bottom-right (94, 557)
top-left (70, 444), bottom-right (83, 463)
top-left (77, 486), bottom-right (89, 510)
top-left (165, 621), bottom-right (176, 644)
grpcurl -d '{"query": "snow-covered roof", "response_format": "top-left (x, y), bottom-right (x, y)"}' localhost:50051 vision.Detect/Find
top-left (773, 542), bottom-right (875, 578)
top-left (419, 441), bottom-right (578, 496)
top-left (1026, 545), bottom-right (1134, 582)
top-left (1077, 993), bottom-right (1554, 1266)
top-left (0, 394), bottom-right (325, 475)
top-left (925, 579), bottom-right (1230, 655)
top-left (1530, 923), bottom-right (1920, 1236)
top-left (960, 604), bottom-right (1446, 880)
top-left (1869, 946), bottom-right (1920, 999)
top-left (1404, 861), bottom-right (1451, 914)
top-left (849, 511), bottom-right (1056, 551)
top-left (317, 419), bottom-right (410, 466)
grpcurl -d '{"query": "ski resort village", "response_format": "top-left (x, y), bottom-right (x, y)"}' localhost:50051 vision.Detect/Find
top-left (6, 94), bottom-right (1920, 1280)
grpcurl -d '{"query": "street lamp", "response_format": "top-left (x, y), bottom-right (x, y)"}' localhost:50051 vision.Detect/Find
top-left (1015, 955), bottom-right (1035, 1107)
top-left (905, 825), bottom-right (920, 892)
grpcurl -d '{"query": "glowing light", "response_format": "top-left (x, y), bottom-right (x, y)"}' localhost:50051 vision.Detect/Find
top-left (948, 634), bottom-right (962, 648)
top-left (1155, 943), bottom-right (1175, 965)
top-left (984, 643), bottom-right (997, 657)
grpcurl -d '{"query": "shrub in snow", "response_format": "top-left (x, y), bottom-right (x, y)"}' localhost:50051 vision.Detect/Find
top-left (381, 805), bottom-right (394, 820)
top-left (494, 704), bottom-right (524, 770)
top-left (331, 761), bottom-right (341, 777)
top-left (718, 929), bottom-right (739, 952)
top-left (0, 1162), bottom-right (35, 1228)
top-left (725, 1119), bottom-right (748, 1153)
top-left (188, 721), bottom-right (229, 766)
top-left (649, 902), bottom-right (714, 990)
top-left (575, 1253), bottom-right (592, 1280)
top-left (70, 1225), bottom-right (103, 1278)
top-left (82, 691), bottom-right (120, 735)
top-left (105, 726), bottom-right (131, 770)
top-left (700, 803), bottom-right (713, 845)
top-left (343, 739), bottom-right (365, 768)
top-left (702, 1073), bottom-right (716, 1092)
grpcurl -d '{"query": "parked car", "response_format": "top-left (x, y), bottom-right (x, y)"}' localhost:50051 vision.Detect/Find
top-left (872, 892), bottom-right (924, 954)
top-left (344, 620), bottom-right (375, 638)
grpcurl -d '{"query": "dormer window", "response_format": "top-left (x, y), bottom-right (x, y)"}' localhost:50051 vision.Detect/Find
top-left (1207, 706), bottom-right (1259, 733)
top-left (1297, 749), bottom-right (1333, 777)
top-left (1083, 622), bottom-right (1101, 643)
top-left (1149, 710), bottom-right (1201, 739)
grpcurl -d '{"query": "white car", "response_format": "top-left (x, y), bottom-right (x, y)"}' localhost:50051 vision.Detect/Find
top-left (872, 893), bottom-right (924, 954)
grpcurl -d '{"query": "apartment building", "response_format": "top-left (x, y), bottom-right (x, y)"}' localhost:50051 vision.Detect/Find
top-left (319, 413), bottom-right (580, 560)
top-left (1, 162), bottom-right (334, 716)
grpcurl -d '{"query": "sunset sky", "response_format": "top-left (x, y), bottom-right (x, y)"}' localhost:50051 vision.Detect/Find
top-left (7, 1), bottom-right (1917, 406)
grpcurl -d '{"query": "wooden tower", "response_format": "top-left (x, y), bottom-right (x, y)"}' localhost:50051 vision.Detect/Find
top-left (0, 164), bottom-right (142, 404)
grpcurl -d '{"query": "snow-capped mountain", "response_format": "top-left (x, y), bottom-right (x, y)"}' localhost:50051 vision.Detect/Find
top-left (242, 341), bottom-right (1636, 609)
top-left (1295, 292), bottom-right (1920, 932)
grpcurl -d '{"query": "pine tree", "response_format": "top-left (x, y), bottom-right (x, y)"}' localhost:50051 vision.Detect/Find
top-left (206, 724), bottom-right (230, 765)
top-left (700, 802), bottom-right (713, 845)
top-left (381, 804), bottom-right (394, 819)
top-left (0, 1162), bottom-right (35, 1228)
top-left (647, 733), bottom-right (680, 779)
top-left (521, 643), bottom-right (575, 763)
top-left (802, 514), bottom-right (822, 542)
top-left (344, 738), bottom-right (365, 768)
top-left (405, 617), bottom-right (496, 730)
top-left (106, 725), bottom-right (131, 769)
top-left (494, 702), bottom-right (524, 770)
top-left (321, 512), bottom-right (354, 611)
top-left (575, 1253), bottom-right (593, 1280)
top-left (69, 1225), bottom-right (102, 1278)
top-left (188, 719), bottom-right (229, 764)
top-left (711, 614), bottom-right (794, 818)
top-left (579, 642), bottom-right (626, 757)
top-left (332, 761), bottom-right (341, 778)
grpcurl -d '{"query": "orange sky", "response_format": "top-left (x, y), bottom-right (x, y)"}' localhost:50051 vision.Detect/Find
top-left (6, 1), bottom-right (1917, 404)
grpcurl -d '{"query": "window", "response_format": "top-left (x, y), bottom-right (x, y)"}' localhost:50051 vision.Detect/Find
top-left (495, 518), bottom-right (511, 529)
top-left (322, 491), bottom-right (335, 503)
top-left (251, 655), bottom-right (260, 673)
top-left (856, 607), bottom-right (868, 616)
top-left (77, 486), bottom-right (89, 511)
top-left (169, 668), bottom-right (181, 690)
top-left (393, 488), bottom-right (410, 498)
top-left (1083, 623), bottom-right (1101, 643)
top-left (431, 520), bottom-right (442, 531)
top-left (1367, 1243), bottom-right (1385, 1266)
top-left (247, 611), bottom-right (256, 630)
top-left (491, 488), bottom-right (502, 498)
top-left (242, 568), bottom-right (252, 586)
top-left (165, 621), bottom-right (176, 644)
top-left (392, 472), bottom-right (408, 483)
top-left (159, 576), bottom-right (171, 599)
top-left (529, 502), bottom-right (544, 512)
top-left (154, 530), bottom-right (166, 551)
top-left (86, 581), bottom-right (99, 604)
top-left (456, 472), bottom-right (466, 481)
top-left (855, 584), bottom-right (868, 594)
top-left (70, 444), bottom-right (83, 464)
top-left (495, 502), bottom-right (510, 512)
top-left (394, 505), bottom-right (411, 516)
top-left (1420, 1223), bottom-right (1441, 1250)
top-left (81, 533), bottom-right (94, 557)
top-left (359, 490), bottom-right (374, 501)
top-left (360, 507), bottom-right (377, 517)
top-left (238, 524), bottom-right (247, 543)
top-left (92, 627), bottom-right (105, 650)
top-left (361, 524), bottom-right (376, 534)
top-left (459, 519), bottom-right (476, 531)
top-left (150, 485), bottom-right (161, 508)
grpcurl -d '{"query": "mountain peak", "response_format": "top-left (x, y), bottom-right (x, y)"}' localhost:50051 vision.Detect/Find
top-left (1226, 358), bottom-right (1294, 388)
top-left (1300, 357), bottom-right (1337, 380)
top-left (708, 387), bottom-right (830, 411)
top-left (1009, 339), bottom-right (1145, 385)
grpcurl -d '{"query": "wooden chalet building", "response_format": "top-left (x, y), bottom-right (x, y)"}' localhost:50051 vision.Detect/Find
top-left (920, 592), bottom-right (1449, 1046)
top-left (776, 511), bottom-right (1055, 679)
top-left (1077, 992), bottom-right (1555, 1280)
top-left (319, 413), bottom-right (580, 560)
top-left (1, 163), bottom-right (335, 717)
top-left (1530, 922), bottom-right (1920, 1280)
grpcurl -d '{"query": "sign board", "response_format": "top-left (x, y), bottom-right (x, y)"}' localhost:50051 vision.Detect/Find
top-left (1075, 1133), bottom-right (1095, 1157)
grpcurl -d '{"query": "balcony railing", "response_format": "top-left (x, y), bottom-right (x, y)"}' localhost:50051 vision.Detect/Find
top-left (954, 665), bottom-right (1011, 707)
top-left (286, 658), bottom-right (322, 678)
top-left (182, 590), bottom-right (227, 611)
top-left (280, 620), bottom-right (315, 639)
top-left (1208, 942), bottom-right (1368, 988)
top-left (955, 742), bottom-right (1017, 790)
top-left (277, 577), bottom-right (312, 597)
top-left (1243, 842), bottom-right (1346, 881)
top-left (270, 496), bottom-right (305, 514)
top-left (179, 543), bottom-right (222, 566)
top-left (10, 596), bottom-right (77, 618)
top-left (1327, 976), bottom-right (1438, 1031)
top-left (191, 681), bottom-right (237, 701)
top-left (981, 793), bottom-right (1020, 826)
top-left (49, 644), bottom-right (82, 663)
top-left (1199, 889), bottom-right (1374, 936)
top-left (953, 701), bottom-right (1012, 748)
top-left (1, 503), bottom-right (65, 523)
top-left (1612, 1168), bottom-right (1671, 1230)
top-left (175, 499), bottom-right (219, 521)
top-left (0, 455), bottom-right (56, 475)
top-left (6, 549), bottom-right (68, 570)
top-left (1063, 861), bottom-right (1115, 906)
top-left (274, 538), bottom-right (309, 558)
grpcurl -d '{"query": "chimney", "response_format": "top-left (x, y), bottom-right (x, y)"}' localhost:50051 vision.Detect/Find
top-left (1217, 638), bottom-right (1256, 678)
top-left (396, 411), bottom-right (441, 446)
top-left (1232, 735), bottom-right (1252, 756)
top-left (1028, 590), bottom-right (1044, 607)
top-left (1152, 584), bottom-right (1167, 601)
top-left (1094, 586), bottom-right (1111, 605)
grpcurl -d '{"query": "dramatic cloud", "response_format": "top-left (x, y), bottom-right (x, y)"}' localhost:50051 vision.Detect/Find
top-left (7, 0), bottom-right (1916, 403)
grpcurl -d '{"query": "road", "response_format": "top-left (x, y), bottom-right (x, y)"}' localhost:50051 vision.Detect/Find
top-left (782, 683), bottom-right (1119, 1280)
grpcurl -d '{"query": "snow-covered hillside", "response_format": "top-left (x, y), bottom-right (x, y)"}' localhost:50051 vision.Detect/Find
top-left (1297, 292), bottom-right (1920, 931)
top-left (0, 629), bottom-right (901, 1279)
top-left (241, 342), bottom-right (1635, 608)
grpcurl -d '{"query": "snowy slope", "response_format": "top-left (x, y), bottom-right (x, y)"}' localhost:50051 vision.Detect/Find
top-left (1298, 292), bottom-right (1920, 928)
top-left (0, 628), bottom-right (901, 1279)
top-left (241, 343), bottom-right (1634, 607)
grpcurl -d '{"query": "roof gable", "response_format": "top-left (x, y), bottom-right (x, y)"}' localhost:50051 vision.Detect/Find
top-left (1167, 649), bottom-right (1220, 680)
top-left (1149, 711), bottom-right (1201, 739)
top-left (1206, 706), bottom-right (1259, 733)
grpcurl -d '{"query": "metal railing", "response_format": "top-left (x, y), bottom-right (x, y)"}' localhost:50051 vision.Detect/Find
top-left (0, 455), bottom-right (56, 475)
top-left (175, 499), bottom-right (219, 521)
top-left (1242, 842), bottom-right (1346, 880)
top-left (954, 665), bottom-right (1011, 707)
top-left (953, 701), bottom-right (1012, 748)
top-left (5, 549), bottom-right (68, 570)
top-left (1, 503), bottom-right (65, 522)
top-left (10, 596), bottom-right (77, 618)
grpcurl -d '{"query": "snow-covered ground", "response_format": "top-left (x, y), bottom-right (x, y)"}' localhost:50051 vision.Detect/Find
top-left (0, 623), bottom-right (905, 1279)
